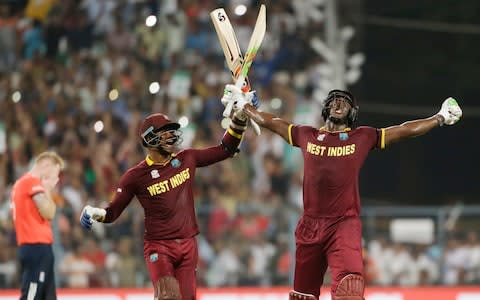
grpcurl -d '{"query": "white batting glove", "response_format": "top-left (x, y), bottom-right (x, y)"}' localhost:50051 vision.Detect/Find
top-left (221, 84), bottom-right (241, 107)
top-left (80, 205), bottom-right (106, 230)
top-left (222, 84), bottom-right (262, 135)
top-left (232, 90), bottom-right (253, 122)
top-left (222, 84), bottom-right (258, 110)
top-left (222, 84), bottom-right (243, 118)
top-left (437, 97), bottom-right (462, 126)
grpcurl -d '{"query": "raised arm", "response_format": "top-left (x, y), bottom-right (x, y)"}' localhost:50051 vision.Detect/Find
top-left (384, 97), bottom-right (462, 146)
top-left (222, 84), bottom-right (292, 143)
top-left (243, 104), bottom-right (291, 143)
top-left (190, 114), bottom-right (248, 167)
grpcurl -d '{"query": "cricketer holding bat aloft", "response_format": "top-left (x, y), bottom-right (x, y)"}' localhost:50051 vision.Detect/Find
top-left (78, 107), bottom-right (257, 300)
top-left (223, 84), bottom-right (462, 300)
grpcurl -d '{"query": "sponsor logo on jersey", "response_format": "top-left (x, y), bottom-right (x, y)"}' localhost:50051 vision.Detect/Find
top-left (151, 170), bottom-right (160, 179)
top-left (317, 133), bottom-right (326, 141)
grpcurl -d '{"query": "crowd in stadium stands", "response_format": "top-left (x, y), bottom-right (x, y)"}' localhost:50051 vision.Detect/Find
top-left (0, 0), bottom-right (479, 289)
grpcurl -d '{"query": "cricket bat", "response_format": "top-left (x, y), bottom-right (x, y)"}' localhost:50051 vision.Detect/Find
top-left (210, 4), bottom-right (267, 135)
top-left (210, 7), bottom-right (251, 92)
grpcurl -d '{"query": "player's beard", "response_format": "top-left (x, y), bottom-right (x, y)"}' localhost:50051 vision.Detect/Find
top-left (156, 137), bottom-right (180, 156)
top-left (156, 144), bottom-right (176, 156)
top-left (154, 130), bottom-right (181, 155)
top-left (328, 115), bottom-right (348, 126)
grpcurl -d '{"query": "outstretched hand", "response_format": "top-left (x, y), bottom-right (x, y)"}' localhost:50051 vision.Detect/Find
top-left (437, 97), bottom-right (462, 126)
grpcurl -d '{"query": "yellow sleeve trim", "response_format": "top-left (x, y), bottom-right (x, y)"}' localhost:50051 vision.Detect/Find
top-left (288, 124), bottom-right (294, 145)
top-left (380, 128), bottom-right (385, 149)
top-left (228, 128), bottom-right (243, 139)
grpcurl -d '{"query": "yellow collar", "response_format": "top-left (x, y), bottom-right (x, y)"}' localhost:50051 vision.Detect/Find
top-left (319, 126), bottom-right (351, 133)
top-left (145, 154), bottom-right (176, 166)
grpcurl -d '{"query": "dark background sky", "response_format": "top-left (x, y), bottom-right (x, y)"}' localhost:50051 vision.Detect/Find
top-left (351, 1), bottom-right (479, 204)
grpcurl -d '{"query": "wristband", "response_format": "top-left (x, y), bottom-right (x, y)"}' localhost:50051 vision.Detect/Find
top-left (435, 114), bottom-right (444, 127)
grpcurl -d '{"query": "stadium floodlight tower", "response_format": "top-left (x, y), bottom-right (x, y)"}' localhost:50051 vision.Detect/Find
top-left (309, 0), bottom-right (365, 100)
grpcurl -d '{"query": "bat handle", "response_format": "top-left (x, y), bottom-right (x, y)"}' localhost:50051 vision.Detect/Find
top-left (235, 74), bottom-right (246, 89)
top-left (223, 99), bottom-right (234, 118)
top-left (250, 119), bottom-right (261, 135)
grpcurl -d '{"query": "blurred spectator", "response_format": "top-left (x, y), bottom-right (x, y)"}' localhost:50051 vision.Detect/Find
top-left (362, 244), bottom-right (379, 285)
top-left (443, 238), bottom-right (470, 285)
top-left (0, 3), bottom-right (18, 72)
top-left (59, 242), bottom-right (95, 288)
top-left (368, 238), bottom-right (394, 285)
top-left (206, 238), bottom-right (243, 287)
top-left (83, 237), bottom-right (107, 287)
top-left (105, 237), bottom-right (142, 287)
top-left (24, 0), bottom-right (56, 22)
top-left (158, 10), bottom-right (187, 67)
top-left (0, 235), bottom-right (16, 288)
top-left (22, 19), bottom-right (46, 60)
top-left (270, 235), bottom-right (291, 285)
top-left (245, 234), bottom-right (276, 286)
top-left (80, 0), bottom-right (117, 38)
top-left (389, 243), bottom-right (416, 286)
top-left (411, 245), bottom-right (440, 285)
top-left (106, 16), bottom-right (135, 54)
top-left (466, 231), bottom-right (480, 284)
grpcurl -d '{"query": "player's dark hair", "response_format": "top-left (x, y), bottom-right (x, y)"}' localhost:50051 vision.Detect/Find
top-left (321, 89), bottom-right (359, 127)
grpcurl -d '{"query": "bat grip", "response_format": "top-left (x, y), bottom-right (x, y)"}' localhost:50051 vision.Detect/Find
top-left (235, 75), bottom-right (246, 89)
top-left (250, 119), bottom-right (261, 135)
top-left (223, 100), bottom-right (234, 118)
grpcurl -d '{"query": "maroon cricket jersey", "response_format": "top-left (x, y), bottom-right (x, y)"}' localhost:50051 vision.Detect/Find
top-left (288, 125), bottom-right (385, 217)
top-left (103, 146), bottom-right (232, 241)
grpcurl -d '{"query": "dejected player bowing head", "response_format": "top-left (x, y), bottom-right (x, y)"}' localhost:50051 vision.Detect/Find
top-left (139, 113), bottom-right (183, 155)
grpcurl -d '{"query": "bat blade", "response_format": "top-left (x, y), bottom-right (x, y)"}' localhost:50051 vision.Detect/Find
top-left (210, 8), bottom-right (251, 91)
top-left (235, 4), bottom-right (266, 90)
top-left (210, 5), bottom-right (267, 135)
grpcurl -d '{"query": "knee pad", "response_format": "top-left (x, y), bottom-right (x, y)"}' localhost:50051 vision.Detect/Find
top-left (333, 274), bottom-right (364, 300)
top-left (289, 290), bottom-right (318, 300)
top-left (155, 276), bottom-right (181, 300)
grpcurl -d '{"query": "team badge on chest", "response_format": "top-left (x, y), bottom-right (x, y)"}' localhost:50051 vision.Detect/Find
top-left (149, 253), bottom-right (158, 262)
top-left (171, 158), bottom-right (181, 168)
top-left (339, 132), bottom-right (349, 141)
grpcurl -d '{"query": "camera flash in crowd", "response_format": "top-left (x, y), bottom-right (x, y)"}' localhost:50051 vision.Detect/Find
top-left (12, 91), bottom-right (21, 103)
top-left (178, 116), bottom-right (189, 128)
top-left (270, 97), bottom-right (283, 110)
top-left (109, 89), bottom-right (119, 101)
top-left (93, 120), bottom-right (104, 133)
top-left (145, 15), bottom-right (157, 27)
top-left (234, 4), bottom-right (247, 16)
top-left (149, 82), bottom-right (160, 94)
